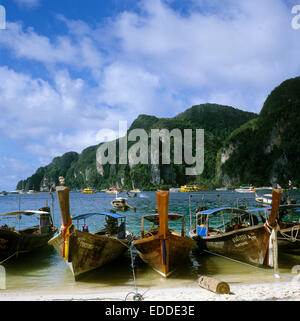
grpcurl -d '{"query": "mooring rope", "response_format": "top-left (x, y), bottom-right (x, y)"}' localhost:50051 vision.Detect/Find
top-left (125, 243), bottom-right (145, 301)
top-left (280, 226), bottom-right (300, 243)
top-left (0, 251), bottom-right (18, 265)
top-left (203, 249), bottom-right (295, 280)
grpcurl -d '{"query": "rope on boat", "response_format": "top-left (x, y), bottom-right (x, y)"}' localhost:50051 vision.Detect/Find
top-left (125, 243), bottom-right (145, 301)
top-left (280, 226), bottom-right (300, 243)
top-left (203, 249), bottom-right (295, 280)
top-left (0, 251), bottom-right (18, 264)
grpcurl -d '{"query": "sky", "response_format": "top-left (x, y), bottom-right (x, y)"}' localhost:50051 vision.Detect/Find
top-left (0, 0), bottom-right (300, 190)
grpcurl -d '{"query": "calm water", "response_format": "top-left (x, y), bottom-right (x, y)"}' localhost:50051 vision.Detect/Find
top-left (1, 190), bottom-right (300, 295)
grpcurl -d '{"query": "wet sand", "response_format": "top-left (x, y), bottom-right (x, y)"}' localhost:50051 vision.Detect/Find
top-left (1, 279), bottom-right (299, 301)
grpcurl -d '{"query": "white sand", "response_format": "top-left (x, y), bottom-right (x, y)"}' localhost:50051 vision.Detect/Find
top-left (0, 280), bottom-right (299, 301)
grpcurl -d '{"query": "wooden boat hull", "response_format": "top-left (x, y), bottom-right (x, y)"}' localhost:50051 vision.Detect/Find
top-left (48, 230), bottom-right (129, 278)
top-left (0, 226), bottom-right (57, 260)
top-left (194, 225), bottom-right (269, 266)
top-left (278, 226), bottom-right (300, 252)
top-left (133, 232), bottom-right (195, 277)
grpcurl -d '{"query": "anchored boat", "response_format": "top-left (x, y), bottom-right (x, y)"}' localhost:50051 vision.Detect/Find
top-left (0, 207), bottom-right (57, 261)
top-left (82, 187), bottom-right (96, 194)
top-left (247, 204), bottom-right (300, 253)
top-left (133, 190), bottom-right (195, 278)
top-left (111, 197), bottom-right (131, 211)
top-left (235, 184), bottom-right (256, 193)
top-left (48, 186), bottom-right (131, 279)
top-left (190, 189), bottom-right (283, 268)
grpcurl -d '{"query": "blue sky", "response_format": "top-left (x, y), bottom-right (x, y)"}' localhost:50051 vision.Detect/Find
top-left (0, 0), bottom-right (300, 190)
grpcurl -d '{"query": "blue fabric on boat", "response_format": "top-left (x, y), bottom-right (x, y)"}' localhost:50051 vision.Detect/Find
top-left (72, 212), bottom-right (124, 220)
top-left (162, 239), bottom-right (167, 266)
top-left (197, 207), bottom-right (231, 214)
top-left (196, 225), bottom-right (207, 236)
top-left (247, 207), bottom-right (272, 212)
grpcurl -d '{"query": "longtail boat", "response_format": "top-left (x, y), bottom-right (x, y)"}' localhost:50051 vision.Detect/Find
top-left (132, 190), bottom-right (195, 278)
top-left (48, 186), bottom-right (130, 279)
top-left (247, 204), bottom-right (300, 253)
top-left (189, 189), bottom-right (283, 267)
top-left (0, 207), bottom-right (57, 261)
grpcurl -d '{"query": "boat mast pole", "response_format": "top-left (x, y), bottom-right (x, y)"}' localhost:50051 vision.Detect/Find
top-left (156, 190), bottom-right (170, 278)
top-left (270, 188), bottom-right (282, 277)
top-left (189, 194), bottom-right (192, 232)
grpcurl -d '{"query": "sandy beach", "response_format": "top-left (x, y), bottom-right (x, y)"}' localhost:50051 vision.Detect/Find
top-left (0, 280), bottom-right (299, 301)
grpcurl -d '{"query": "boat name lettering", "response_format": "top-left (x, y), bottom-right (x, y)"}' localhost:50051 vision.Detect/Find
top-left (232, 234), bottom-right (248, 243)
top-left (234, 241), bottom-right (248, 247)
top-left (78, 241), bottom-right (95, 250)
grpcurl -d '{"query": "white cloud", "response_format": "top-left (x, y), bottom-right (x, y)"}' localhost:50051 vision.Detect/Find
top-left (1, 0), bottom-right (300, 183)
top-left (0, 22), bottom-right (103, 74)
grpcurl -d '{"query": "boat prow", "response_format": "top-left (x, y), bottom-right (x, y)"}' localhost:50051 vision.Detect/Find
top-left (48, 186), bottom-right (130, 279)
top-left (133, 190), bottom-right (195, 278)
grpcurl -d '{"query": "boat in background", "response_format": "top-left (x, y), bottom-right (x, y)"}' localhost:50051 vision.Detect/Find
top-left (133, 190), bottom-right (195, 278)
top-left (48, 186), bottom-right (131, 279)
top-left (169, 187), bottom-right (180, 193)
top-left (106, 187), bottom-right (121, 194)
top-left (255, 189), bottom-right (297, 207)
top-left (126, 191), bottom-right (137, 197)
top-left (180, 185), bottom-right (200, 192)
top-left (82, 187), bottom-right (96, 194)
top-left (130, 189), bottom-right (141, 193)
top-left (255, 192), bottom-right (273, 206)
top-left (190, 189), bottom-right (283, 268)
top-left (0, 207), bottom-right (57, 261)
top-left (235, 184), bottom-right (256, 193)
top-left (111, 196), bottom-right (132, 211)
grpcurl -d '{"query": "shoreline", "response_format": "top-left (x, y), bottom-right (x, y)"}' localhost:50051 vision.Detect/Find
top-left (1, 280), bottom-right (299, 301)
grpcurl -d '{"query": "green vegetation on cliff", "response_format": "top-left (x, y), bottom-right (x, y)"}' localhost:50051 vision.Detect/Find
top-left (218, 76), bottom-right (300, 187)
top-left (17, 103), bottom-right (257, 191)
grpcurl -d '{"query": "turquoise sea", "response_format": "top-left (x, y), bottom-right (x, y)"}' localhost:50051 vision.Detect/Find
top-left (0, 190), bottom-right (300, 297)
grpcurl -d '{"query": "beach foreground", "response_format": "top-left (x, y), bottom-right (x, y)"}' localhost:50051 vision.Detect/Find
top-left (0, 281), bottom-right (299, 301)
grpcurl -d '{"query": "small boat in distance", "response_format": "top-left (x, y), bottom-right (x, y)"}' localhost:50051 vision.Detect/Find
top-left (126, 191), bottom-right (137, 197)
top-left (130, 189), bottom-right (141, 193)
top-left (215, 187), bottom-right (228, 191)
top-left (255, 192), bottom-right (273, 206)
top-left (133, 190), bottom-right (195, 278)
top-left (255, 189), bottom-right (297, 207)
top-left (82, 187), bottom-right (96, 194)
top-left (235, 184), bottom-right (256, 193)
top-left (106, 187), bottom-right (121, 194)
top-left (111, 196), bottom-right (131, 211)
top-left (0, 207), bottom-right (57, 261)
top-left (48, 186), bottom-right (131, 279)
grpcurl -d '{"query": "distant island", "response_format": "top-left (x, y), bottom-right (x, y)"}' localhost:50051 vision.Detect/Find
top-left (17, 76), bottom-right (300, 191)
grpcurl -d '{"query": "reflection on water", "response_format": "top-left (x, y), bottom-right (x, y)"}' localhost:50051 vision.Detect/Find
top-left (0, 190), bottom-right (299, 292)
